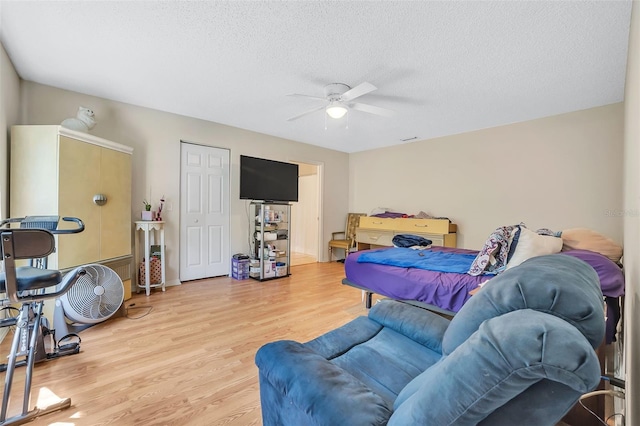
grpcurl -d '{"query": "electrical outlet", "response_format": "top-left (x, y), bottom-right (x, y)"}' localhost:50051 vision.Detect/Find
top-left (166, 202), bottom-right (173, 212)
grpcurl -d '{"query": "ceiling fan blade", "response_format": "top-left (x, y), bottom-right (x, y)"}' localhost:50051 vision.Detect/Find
top-left (287, 93), bottom-right (327, 101)
top-left (350, 102), bottom-right (395, 117)
top-left (341, 82), bottom-right (377, 102)
top-left (287, 105), bottom-right (326, 121)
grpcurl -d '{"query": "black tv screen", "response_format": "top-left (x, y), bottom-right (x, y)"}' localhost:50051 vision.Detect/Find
top-left (240, 155), bottom-right (299, 202)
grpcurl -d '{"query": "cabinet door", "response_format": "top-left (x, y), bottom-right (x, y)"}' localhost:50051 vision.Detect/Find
top-left (58, 136), bottom-right (101, 268)
top-left (100, 148), bottom-right (132, 260)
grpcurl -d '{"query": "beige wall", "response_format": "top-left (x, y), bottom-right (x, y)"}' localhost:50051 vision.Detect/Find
top-left (623, 1), bottom-right (639, 421)
top-left (350, 103), bottom-right (624, 249)
top-left (18, 82), bottom-right (349, 283)
top-left (0, 42), bottom-right (21, 219)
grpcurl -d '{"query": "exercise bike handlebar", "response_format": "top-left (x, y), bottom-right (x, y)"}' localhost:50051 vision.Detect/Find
top-left (0, 217), bottom-right (22, 227)
top-left (55, 217), bottom-right (85, 234)
top-left (0, 216), bottom-right (84, 234)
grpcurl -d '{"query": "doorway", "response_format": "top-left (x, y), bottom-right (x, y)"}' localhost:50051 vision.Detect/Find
top-left (290, 162), bottom-right (321, 266)
top-left (179, 142), bottom-right (230, 281)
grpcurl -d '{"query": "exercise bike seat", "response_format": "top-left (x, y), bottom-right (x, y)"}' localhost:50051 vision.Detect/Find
top-left (0, 228), bottom-right (61, 303)
top-left (0, 266), bottom-right (62, 293)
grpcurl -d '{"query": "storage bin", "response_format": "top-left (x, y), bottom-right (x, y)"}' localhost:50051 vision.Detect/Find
top-left (139, 257), bottom-right (162, 284)
top-left (275, 262), bottom-right (287, 277)
top-left (231, 258), bottom-right (250, 280)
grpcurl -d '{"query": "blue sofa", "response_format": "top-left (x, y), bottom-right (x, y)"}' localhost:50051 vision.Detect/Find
top-left (255, 254), bottom-right (605, 425)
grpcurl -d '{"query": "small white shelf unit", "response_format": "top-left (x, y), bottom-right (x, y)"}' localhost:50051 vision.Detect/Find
top-left (250, 202), bottom-right (291, 281)
top-left (134, 220), bottom-right (166, 295)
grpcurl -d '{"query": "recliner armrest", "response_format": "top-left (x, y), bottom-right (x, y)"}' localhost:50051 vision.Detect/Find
top-left (256, 340), bottom-right (392, 426)
top-left (305, 316), bottom-right (382, 359)
top-left (368, 300), bottom-right (450, 353)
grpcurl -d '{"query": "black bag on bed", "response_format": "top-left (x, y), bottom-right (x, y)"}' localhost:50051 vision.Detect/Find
top-left (392, 234), bottom-right (432, 248)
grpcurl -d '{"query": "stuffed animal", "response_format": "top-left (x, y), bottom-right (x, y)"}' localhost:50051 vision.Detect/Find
top-left (61, 107), bottom-right (96, 132)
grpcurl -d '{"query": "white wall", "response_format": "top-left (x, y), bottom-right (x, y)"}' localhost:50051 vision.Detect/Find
top-left (18, 82), bottom-right (349, 283)
top-left (350, 103), bottom-right (624, 249)
top-left (623, 1), bottom-right (639, 422)
top-left (0, 42), bottom-right (21, 219)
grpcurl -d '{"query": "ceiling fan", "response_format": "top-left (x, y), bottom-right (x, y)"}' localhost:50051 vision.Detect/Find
top-left (287, 82), bottom-right (394, 121)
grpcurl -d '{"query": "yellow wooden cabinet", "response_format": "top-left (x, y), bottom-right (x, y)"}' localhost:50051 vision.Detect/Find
top-left (10, 125), bottom-right (133, 298)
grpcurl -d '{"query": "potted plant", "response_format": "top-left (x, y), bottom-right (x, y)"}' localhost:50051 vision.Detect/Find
top-left (142, 200), bottom-right (154, 220)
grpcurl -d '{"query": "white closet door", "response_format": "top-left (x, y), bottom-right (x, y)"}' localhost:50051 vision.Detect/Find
top-left (179, 142), bottom-right (230, 281)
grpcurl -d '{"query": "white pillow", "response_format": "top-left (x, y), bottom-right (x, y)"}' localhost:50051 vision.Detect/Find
top-left (506, 227), bottom-right (563, 269)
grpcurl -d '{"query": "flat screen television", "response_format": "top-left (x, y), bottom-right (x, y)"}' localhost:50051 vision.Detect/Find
top-left (240, 155), bottom-right (299, 202)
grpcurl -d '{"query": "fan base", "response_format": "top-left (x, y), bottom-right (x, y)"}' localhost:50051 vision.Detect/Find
top-left (324, 83), bottom-right (350, 99)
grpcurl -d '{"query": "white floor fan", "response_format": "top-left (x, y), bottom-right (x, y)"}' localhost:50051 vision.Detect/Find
top-left (53, 264), bottom-right (124, 346)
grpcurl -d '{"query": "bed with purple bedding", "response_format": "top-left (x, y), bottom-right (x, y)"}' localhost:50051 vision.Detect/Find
top-left (343, 246), bottom-right (625, 323)
top-left (344, 246), bottom-right (486, 314)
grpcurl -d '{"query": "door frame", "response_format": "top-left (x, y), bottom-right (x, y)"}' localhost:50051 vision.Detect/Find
top-left (290, 160), bottom-right (323, 262)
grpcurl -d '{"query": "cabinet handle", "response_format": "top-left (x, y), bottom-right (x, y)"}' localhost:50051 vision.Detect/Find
top-left (370, 236), bottom-right (379, 241)
top-left (93, 194), bottom-right (107, 206)
top-left (414, 224), bottom-right (428, 228)
top-left (372, 221), bottom-right (383, 225)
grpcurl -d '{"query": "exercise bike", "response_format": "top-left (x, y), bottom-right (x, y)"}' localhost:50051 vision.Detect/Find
top-left (0, 216), bottom-right (85, 425)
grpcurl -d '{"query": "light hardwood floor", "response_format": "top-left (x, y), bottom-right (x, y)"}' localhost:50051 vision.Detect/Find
top-left (289, 251), bottom-right (317, 266)
top-left (0, 262), bottom-right (367, 425)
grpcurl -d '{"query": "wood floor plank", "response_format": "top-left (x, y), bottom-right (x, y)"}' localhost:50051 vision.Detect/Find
top-left (0, 262), bottom-right (366, 425)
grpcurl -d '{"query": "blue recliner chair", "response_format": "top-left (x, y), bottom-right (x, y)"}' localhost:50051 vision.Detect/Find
top-left (255, 254), bottom-right (605, 425)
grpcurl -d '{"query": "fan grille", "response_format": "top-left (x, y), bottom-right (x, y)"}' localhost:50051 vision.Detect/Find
top-left (61, 264), bottom-right (124, 324)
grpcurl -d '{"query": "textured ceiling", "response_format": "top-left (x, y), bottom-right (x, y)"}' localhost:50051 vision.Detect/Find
top-left (0, 1), bottom-right (632, 153)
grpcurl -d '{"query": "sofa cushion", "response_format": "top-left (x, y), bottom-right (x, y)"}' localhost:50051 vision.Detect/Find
top-left (442, 254), bottom-right (605, 355)
top-left (314, 301), bottom-right (448, 406)
top-left (331, 327), bottom-right (442, 406)
top-left (367, 299), bottom-right (450, 353)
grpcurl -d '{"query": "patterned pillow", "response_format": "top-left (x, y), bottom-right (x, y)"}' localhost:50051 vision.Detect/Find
top-left (468, 224), bottom-right (520, 276)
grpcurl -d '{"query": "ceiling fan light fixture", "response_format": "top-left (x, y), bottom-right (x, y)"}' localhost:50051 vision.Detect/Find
top-left (326, 103), bottom-right (348, 119)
